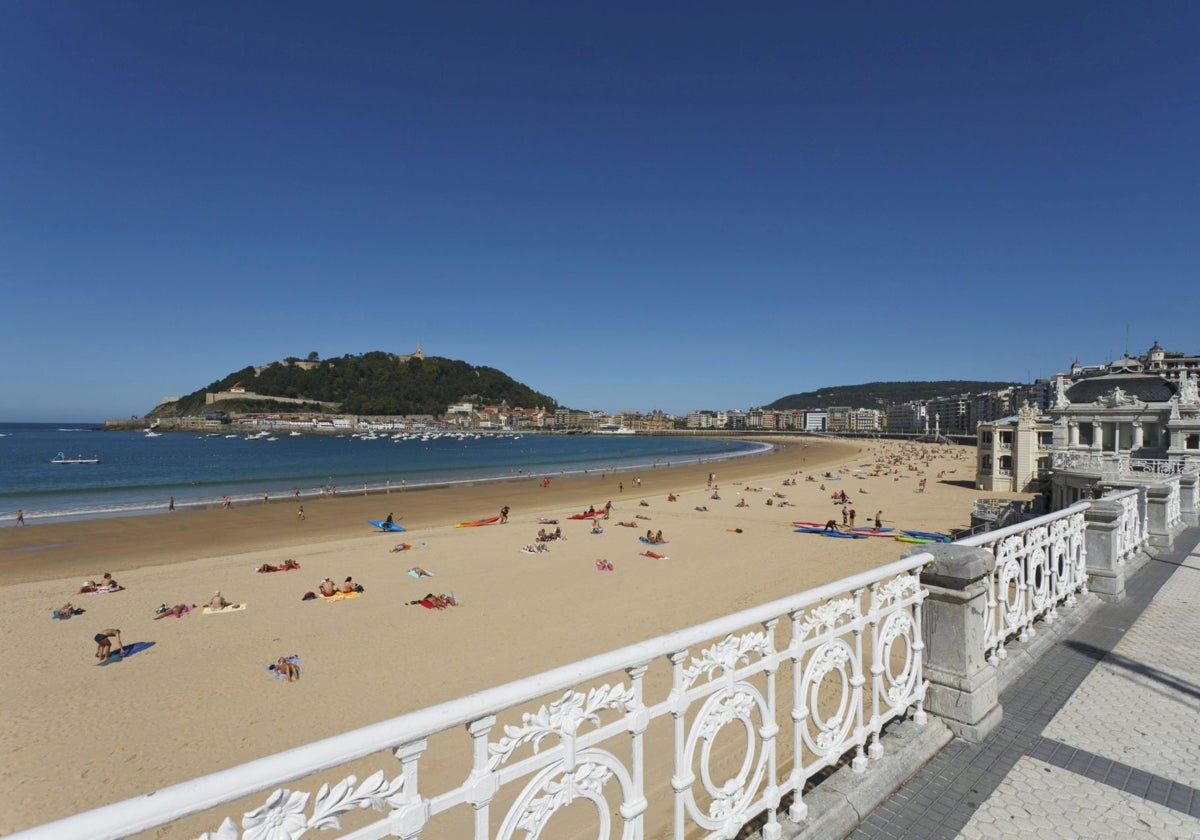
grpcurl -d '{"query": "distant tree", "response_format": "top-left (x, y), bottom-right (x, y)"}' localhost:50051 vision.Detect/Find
top-left (307, 351), bottom-right (319, 362)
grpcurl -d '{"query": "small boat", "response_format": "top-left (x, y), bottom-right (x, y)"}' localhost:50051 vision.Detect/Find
top-left (455, 516), bottom-right (500, 528)
top-left (51, 452), bottom-right (100, 465)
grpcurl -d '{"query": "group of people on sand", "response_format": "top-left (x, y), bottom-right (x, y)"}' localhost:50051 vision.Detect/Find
top-left (318, 577), bottom-right (362, 597)
top-left (644, 529), bottom-right (665, 544)
top-left (536, 526), bottom-right (564, 542)
top-left (80, 573), bottom-right (120, 593)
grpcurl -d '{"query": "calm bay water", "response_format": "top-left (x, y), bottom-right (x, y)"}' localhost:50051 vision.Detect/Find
top-left (0, 423), bottom-right (768, 524)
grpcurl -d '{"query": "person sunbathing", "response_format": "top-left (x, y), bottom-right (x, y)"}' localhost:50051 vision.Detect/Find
top-left (283, 559), bottom-right (300, 570)
top-left (257, 563), bottom-right (276, 573)
top-left (666, 493), bottom-right (677, 502)
top-left (53, 603), bottom-right (77, 619)
top-left (154, 603), bottom-right (193, 619)
top-left (409, 566), bottom-right (432, 577)
top-left (209, 592), bottom-right (234, 609)
top-left (654, 530), bottom-right (664, 543)
top-left (318, 578), bottom-right (337, 597)
top-left (270, 656), bottom-right (301, 682)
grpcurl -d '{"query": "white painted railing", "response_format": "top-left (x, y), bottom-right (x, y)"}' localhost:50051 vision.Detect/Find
top-left (1166, 475), bottom-right (1182, 530)
top-left (12, 556), bottom-right (932, 840)
top-left (957, 502), bottom-right (1090, 666)
top-left (1102, 487), bottom-right (1148, 565)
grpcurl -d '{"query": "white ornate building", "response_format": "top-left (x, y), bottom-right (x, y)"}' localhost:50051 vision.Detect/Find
top-left (1047, 365), bottom-right (1200, 507)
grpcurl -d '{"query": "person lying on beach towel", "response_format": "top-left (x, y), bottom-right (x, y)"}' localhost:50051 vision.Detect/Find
top-left (635, 514), bottom-right (651, 520)
top-left (595, 559), bottom-right (614, 572)
top-left (638, 500), bottom-right (650, 507)
top-left (639, 551), bottom-right (667, 559)
top-left (407, 593), bottom-right (459, 609)
top-left (267, 654), bottom-right (301, 682)
top-left (256, 560), bottom-right (301, 573)
top-left (407, 566), bottom-right (433, 578)
top-left (154, 603), bottom-right (196, 619)
top-left (616, 521), bottom-right (638, 527)
top-left (521, 544), bottom-right (550, 554)
top-left (52, 603), bottom-right (81, 620)
top-left (694, 506), bottom-right (708, 512)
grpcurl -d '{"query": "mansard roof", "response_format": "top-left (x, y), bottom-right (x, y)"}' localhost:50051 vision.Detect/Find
top-left (1065, 372), bottom-right (1177, 404)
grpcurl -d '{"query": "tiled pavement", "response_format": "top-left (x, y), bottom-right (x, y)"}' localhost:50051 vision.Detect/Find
top-left (848, 526), bottom-right (1200, 840)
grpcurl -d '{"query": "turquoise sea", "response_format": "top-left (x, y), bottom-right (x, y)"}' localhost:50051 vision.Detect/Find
top-left (0, 423), bottom-right (769, 525)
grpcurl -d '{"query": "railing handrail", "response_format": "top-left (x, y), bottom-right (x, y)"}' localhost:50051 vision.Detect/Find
top-left (13, 551), bottom-right (936, 840)
top-left (957, 500), bottom-right (1090, 547)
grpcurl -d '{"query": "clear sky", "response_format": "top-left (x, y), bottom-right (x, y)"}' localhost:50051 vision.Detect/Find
top-left (2, 2), bottom-right (1197, 422)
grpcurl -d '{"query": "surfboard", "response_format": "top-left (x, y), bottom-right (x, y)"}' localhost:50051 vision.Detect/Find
top-left (368, 519), bottom-right (406, 532)
top-left (895, 535), bottom-right (934, 544)
top-left (902, 530), bottom-right (951, 543)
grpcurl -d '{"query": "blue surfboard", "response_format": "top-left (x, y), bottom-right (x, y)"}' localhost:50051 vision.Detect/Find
top-left (368, 520), bottom-right (406, 532)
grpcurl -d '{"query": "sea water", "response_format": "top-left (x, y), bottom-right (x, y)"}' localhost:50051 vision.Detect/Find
top-left (0, 423), bottom-right (768, 524)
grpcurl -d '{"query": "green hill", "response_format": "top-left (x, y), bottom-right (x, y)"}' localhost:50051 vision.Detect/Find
top-left (766, 380), bottom-right (1019, 411)
top-left (149, 352), bottom-right (558, 418)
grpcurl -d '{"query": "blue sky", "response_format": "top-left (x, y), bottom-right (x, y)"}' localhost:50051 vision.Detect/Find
top-left (2, 2), bottom-right (1197, 422)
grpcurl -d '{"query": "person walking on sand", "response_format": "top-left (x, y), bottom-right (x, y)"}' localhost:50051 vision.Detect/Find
top-left (297, 505), bottom-right (306, 521)
top-left (500, 505), bottom-right (509, 524)
top-left (168, 496), bottom-right (175, 512)
top-left (94, 628), bottom-right (124, 660)
top-left (874, 510), bottom-right (883, 530)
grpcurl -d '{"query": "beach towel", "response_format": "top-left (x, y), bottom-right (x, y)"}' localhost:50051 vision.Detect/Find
top-left (96, 641), bottom-right (155, 666)
top-left (256, 562), bottom-right (301, 573)
top-left (202, 603), bottom-right (247, 615)
top-left (407, 568), bottom-right (433, 579)
top-left (51, 608), bottom-right (83, 620)
top-left (81, 585), bottom-right (124, 595)
top-left (267, 654), bottom-right (302, 680)
top-left (321, 591), bottom-right (362, 602)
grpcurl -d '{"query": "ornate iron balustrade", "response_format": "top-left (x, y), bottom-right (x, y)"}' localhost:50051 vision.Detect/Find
top-left (1051, 451), bottom-right (1189, 479)
top-left (13, 556), bottom-right (931, 840)
top-left (1102, 487), bottom-right (1148, 564)
top-left (957, 503), bottom-right (1089, 666)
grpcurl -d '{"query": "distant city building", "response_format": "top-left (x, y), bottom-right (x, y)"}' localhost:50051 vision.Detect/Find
top-left (803, 410), bottom-right (828, 432)
top-left (886, 401), bottom-right (927, 432)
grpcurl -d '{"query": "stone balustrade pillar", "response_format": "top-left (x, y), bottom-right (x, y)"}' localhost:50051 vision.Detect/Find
top-left (1083, 500), bottom-right (1125, 601)
top-left (911, 544), bottom-right (1002, 742)
top-left (1145, 483), bottom-right (1177, 547)
top-left (1180, 472), bottom-right (1199, 526)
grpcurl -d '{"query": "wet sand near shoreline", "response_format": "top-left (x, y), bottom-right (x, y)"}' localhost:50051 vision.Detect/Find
top-left (0, 436), bottom-right (1018, 834)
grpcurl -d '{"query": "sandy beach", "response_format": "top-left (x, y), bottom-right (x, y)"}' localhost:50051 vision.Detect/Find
top-left (0, 436), bottom-right (1022, 835)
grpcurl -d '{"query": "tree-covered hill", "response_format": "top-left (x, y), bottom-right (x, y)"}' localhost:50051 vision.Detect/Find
top-left (148, 353), bottom-right (559, 417)
top-left (766, 380), bottom-right (1019, 411)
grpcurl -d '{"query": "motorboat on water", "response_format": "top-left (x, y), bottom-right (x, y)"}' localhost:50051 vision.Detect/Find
top-left (51, 451), bottom-right (100, 464)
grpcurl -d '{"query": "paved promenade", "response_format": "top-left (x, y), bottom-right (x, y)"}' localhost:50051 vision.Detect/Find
top-left (850, 526), bottom-right (1200, 840)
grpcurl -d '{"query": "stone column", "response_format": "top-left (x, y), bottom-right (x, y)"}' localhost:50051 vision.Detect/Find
top-left (1179, 472), bottom-right (1199, 526)
top-left (1091, 420), bottom-right (1102, 451)
top-left (1144, 482), bottom-right (1176, 547)
top-left (1083, 500), bottom-right (1125, 601)
top-left (912, 544), bottom-right (1002, 742)
top-left (1132, 421), bottom-right (1144, 451)
top-left (1068, 421), bottom-right (1078, 448)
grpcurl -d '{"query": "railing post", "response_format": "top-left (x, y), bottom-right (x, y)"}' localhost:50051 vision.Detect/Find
top-left (1083, 500), bottom-right (1125, 601)
top-left (914, 545), bottom-right (1002, 742)
top-left (1144, 483), bottom-right (1177, 547)
top-left (1179, 472), bottom-right (1199, 526)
